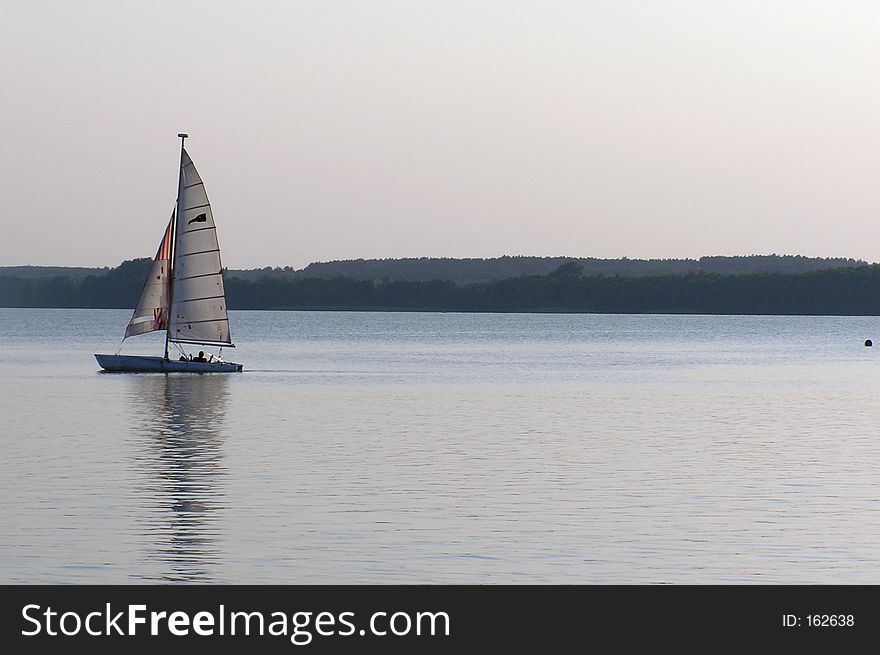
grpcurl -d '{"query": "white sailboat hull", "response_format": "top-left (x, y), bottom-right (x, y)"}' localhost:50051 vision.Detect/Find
top-left (95, 354), bottom-right (243, 373)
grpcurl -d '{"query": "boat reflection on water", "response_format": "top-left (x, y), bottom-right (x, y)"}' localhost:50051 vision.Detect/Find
top-left (124, 373), bottom-right (229, 582)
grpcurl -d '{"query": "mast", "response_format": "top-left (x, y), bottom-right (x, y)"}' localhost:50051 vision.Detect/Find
top-left (165, 132), bottom-right (187, 360)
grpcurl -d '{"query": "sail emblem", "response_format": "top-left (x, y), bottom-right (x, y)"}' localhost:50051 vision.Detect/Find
top-left (188, 213), bottom-right (207, 225)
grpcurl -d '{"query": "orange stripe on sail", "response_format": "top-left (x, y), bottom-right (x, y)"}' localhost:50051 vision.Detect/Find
top-left (154, 217), bottom-right (173, 261)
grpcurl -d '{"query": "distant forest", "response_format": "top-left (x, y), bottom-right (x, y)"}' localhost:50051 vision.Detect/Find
top-left (4, 257), bottom-right (880, 315)
top-left (232, 254), bottom-right (867, 284)
top-left (2, 254), bottom-right (866, 286)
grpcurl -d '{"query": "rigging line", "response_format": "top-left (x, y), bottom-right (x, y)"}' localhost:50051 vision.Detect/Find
top-left (181, 226), bottom-right (217, 236)
top-left (175, 248), bottom-right (220, 258)
top-left (174, 271), bottom-right (222, 281)
top-left (173, 317), bottom-right (230, 325)
top-left (174, 294), bottom-right (225, 303)
top-left (172, 341), bottom-right (188, 358)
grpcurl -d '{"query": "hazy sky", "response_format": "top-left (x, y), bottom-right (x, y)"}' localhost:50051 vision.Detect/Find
top-left (2, 1), bottom-right (879, 269)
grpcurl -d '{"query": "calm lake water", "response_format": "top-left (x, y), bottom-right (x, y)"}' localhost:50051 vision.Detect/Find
top-left (2, 308), bottom-right (880, 583)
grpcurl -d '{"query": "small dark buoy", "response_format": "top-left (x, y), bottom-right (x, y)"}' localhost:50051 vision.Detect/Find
top-left (866, 339), bottom-right (873, 347)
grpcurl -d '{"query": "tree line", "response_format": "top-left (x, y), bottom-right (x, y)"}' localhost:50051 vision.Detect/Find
top-left (4, 254), bottom-right (866, 286)
top-left (235, 254), bottom-right (867, 284)
top-left (3, 258), bottom-right (880, 315)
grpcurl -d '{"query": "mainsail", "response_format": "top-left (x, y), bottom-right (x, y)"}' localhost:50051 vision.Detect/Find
top-left (123, 215), bottom-right (173, 338)
top-left (168, 149), bottom-right (233, 346)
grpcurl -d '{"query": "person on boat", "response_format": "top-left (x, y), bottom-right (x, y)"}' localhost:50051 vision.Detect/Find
top-left (193, 351), bottom-right (208, 362)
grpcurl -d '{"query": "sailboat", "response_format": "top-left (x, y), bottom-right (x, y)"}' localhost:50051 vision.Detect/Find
top-left (95, 134), bottom-right (243, 373)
